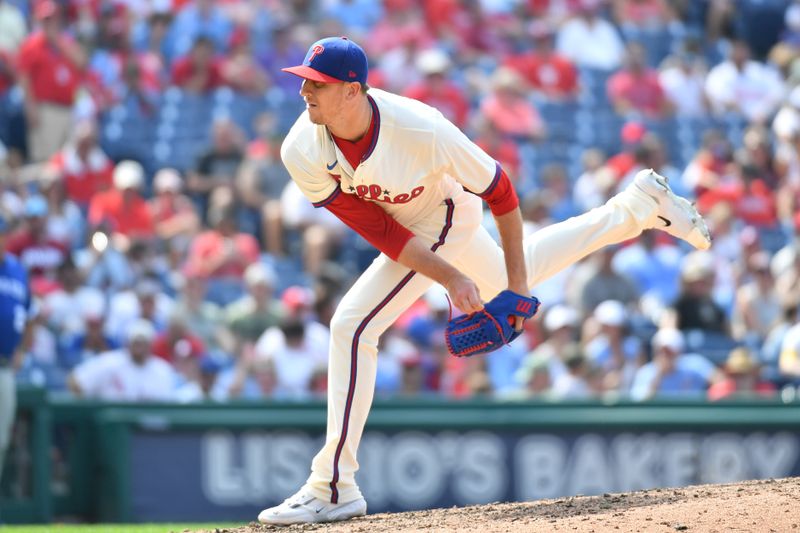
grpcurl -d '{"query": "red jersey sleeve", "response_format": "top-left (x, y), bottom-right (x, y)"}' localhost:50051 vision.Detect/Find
top-left (321, 188), bottom-right (415, 261)
top-left (480, 165), bottom-right (519, 216)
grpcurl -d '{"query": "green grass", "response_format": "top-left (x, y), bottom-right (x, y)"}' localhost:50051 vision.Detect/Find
top-left (2, 524), bottom-right (243, 533)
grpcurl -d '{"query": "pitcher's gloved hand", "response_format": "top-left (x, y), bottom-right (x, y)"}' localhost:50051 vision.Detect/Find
top-left (444, 290), bottom-right (541, 358)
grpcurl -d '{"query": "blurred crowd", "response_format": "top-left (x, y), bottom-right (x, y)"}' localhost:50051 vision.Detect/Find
top-left (1, 0), bottom-right (800, 403)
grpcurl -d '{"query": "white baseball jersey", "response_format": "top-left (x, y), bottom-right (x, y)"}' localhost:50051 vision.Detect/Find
top-left (281, 88), bottom-right (499, 229)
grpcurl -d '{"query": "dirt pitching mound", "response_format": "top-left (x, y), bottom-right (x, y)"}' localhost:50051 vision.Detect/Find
top-left (200, 477), bottom-right (799, 533)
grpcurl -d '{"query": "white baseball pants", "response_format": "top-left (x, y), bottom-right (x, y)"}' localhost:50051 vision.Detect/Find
top-left (304, 185), bottom-right (657, 504)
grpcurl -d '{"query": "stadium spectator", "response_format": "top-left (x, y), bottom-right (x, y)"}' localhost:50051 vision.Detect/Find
top-left (131, 8), bottom-right (174, 65)
top-left (583, 299), bottom-right (645, 392)
top-left (171, 275), bottom-right (229, 355)
top-left (258, 24), bottom-right (307, 95)
top-left (612, 229), bottom-right (682, 307)
top-left (68, 319), bottom-right (175, 401)
top-left (473, 117), bottom-right (521, 183)
top-left (504, 20), bottom-right (578, 102)
top-left (106, 277), bottom-right (172, 343)
top-left (404, 49), bottom-right (469, 130)
top-left (217, 343), bottom-right (277, 400)
top-left (523, 304), bottom-right (579, 384)
top-left (254, 285), bottom-right (330, 365)
top-left (149, 167), bottom-right (199, 247)
top-left (696, 152), bottom-right (778, 229)
top-left (672, 251), bottom-right (728, 334)
top-left (87, 160), bottom-right (155, 251)
top-left (280, 180), bottom-right (346, 276)
top-left (235, 112), bottom-right (292, 255)
top-left (573, 148), bottom-right (612, 211)
top-left (17, 1), bottom-right (87, 163)
top-left (681, 129), bottom-right (736, 195)
top-left (704, 39), bottom-right (784, 123)
top-left (550, 343), bottom-right (596, 399)
top-left (7, 195), bottom-right (68, 295)
top-left (539, 163), bottom-right (578, 222)
top-left (708, 347), bottom-right (776, 400)
top-left (617, 133), bottom-right (684, 196)
top-left (169, 0), bottom-right (233, 59)
top-left (87, 5), bottom-right (163, 108)
top-left (184, 205), bottom-right (259, 305)
top-left (733, 251), bottom-right (781, 343)
top-left (630, 328), bottom-right (708, 400)
top-left (374, 323), bottom-right (418, 395)
top-left (152, 311), bottom-right (206, 363)
top-left (220, 28), bottom-right (270, 95)
top-left (42, 258), bottom-right (103, 339)
top-left (39, 173), bottom-right (84, 249)
top-left (556, 0), bottom-right (625, 70)
top-left (569, 246), bottom-right (640, 315)
top-left (479, 67), bottom-right (545, 141)
top-left (170, 36), bottom-right (224, 94)
top-left (607, 42), bottom-right (671, 118)
top-left (514, 353), bottom-right (552, 398)
top-left (57, 300), bottom-right (119, 370)
top-left (174, 355), bottom-right (222, 403)
top-left (187, 117), bottom-right (245, 218)
top-left (255, 316), bottom-right (328, 399)
top-left (45, 120), bottom-right (114, 208)
top-left (658, 41), bottom-right (709, 118)
top-left (376, 27), bottom-right (429, 93)
top-left (224, 262), bottom-right (283, 349)
top-left (603, 121), bottom-right (647, 183)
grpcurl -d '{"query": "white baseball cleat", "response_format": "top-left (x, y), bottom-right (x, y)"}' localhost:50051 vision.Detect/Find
top-left (257, 489), bottom-right (367, 525)
top-left (633, 168), bottom-right (711, 250)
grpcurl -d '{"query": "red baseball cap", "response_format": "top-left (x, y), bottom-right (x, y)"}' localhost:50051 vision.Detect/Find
top-left (282, 36), bottom-right (368, 84)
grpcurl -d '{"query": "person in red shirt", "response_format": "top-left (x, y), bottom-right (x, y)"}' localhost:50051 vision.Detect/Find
top-left (604, 121), bottom-right (646, 182)
top-left (171, 35), bottom-right (223, 93)
top-left (16, 0), bottom-right (87, 162)
top-left (148, 167), bottom-right (199, 245)
top-left (184, 205), bottom-right (259, 280)
top-left (45, 120), bottom-right (114, 208)
top-left (220, 27), bottom-right (269, 95)
top-left (503, 20), bottom-right (578, 101)
top-left (87, 160), bottom-right (155, 252)
top-left (607, 42), bottom-right (671, 118)
top-left (474, 117), bottom-right (521, 180)
top-left (480, 67), bottom-right (546, 141)
top-left (403, 49), bottom-right (469, 129)
top-left (152, 312), bottom-right (206, 363)
top-left (7, 195), bottom-right (68, 295)
top-left (708, 347), bottom-right (776, 401)
top-left (696, 157), bottom-right (778, 228)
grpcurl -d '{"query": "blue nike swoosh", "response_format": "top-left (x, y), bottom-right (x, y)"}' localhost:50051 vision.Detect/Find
top-left (326, 161), bottom-right (337, 170)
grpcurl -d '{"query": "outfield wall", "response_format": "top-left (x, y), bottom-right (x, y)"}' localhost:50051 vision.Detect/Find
top-left (2, 389), bottom-right (800, 523)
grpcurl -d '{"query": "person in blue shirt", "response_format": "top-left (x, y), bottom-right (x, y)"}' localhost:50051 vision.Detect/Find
top-left (630, 328), bottom-right (708, 401)
top-left (0, 215), bottom-right (32, 485)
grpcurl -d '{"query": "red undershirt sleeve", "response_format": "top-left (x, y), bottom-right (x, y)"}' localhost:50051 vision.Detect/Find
top-left (324, 190), bottom-right (415, 261)
top-left (480, 165), bottom-right (519, 216)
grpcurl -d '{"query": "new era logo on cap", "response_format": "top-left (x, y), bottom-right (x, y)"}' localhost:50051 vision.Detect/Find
top-left (282, 36), bottom-right (368, 85)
